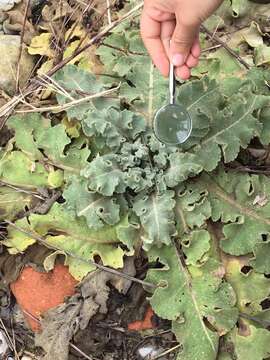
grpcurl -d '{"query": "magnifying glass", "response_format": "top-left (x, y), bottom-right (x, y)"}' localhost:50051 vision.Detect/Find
top-left (153, 61), bottom-right (192, 146)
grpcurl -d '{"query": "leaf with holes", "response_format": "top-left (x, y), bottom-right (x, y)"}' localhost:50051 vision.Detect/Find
top-left (63, 176), bottom-right (122, 229)
top-left (202, 169), bottom-right (270, 255)
top-left (146, 246), bottom-right (238, 360)
top-left (133, 191), bottom-right (176, 249)
top-left (81, 154), bottom-right (126, 196)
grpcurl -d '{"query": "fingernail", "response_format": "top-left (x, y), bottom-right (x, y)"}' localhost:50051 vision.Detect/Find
top-left (172, 54), bottom-right (184, 66)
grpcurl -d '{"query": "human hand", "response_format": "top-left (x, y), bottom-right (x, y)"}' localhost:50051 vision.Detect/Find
top-left (140, 0), bottom-right (224, 79)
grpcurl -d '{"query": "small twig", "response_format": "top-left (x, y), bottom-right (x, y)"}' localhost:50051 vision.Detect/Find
top-left (225, 164), bottom-right (270, 175)
top-left (70, 343), bottom-right (95, 360)
top-left (239, 312), bottom-right (270, 328)
top-left (15, 0), bottom-right (31, 93)
top-left (0, 318), bottom-right (20, 358)
top-left (151, 344), bottom-right (182, 360)
top-left (106, 0), bottom-right (112, 25)
top-left (4, 219), bottom-right (156, 289)
top-left (100, 42), bottom-right (145, 56)
top-left (0, 180), bottom-right (45, 200)
top-left (201, 24), bottom-right (250, 70)
top-left (201, 44), bottom-right (222, 53)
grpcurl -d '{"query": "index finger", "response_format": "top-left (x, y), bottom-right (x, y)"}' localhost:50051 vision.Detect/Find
top-left (140, 9), bottom-right (169, 76)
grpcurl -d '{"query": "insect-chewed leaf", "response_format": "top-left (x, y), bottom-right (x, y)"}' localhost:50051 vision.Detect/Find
top-left (250, 242), bottom-right (270, 273)
top-left (182, 230), bottom-right (211, 266)
top-left (146, 246), bottom-right (238, 360)
top-left (133, 191), bottom-right (176, 249)
top-left (165, 152), bottom-right (204, 187)
top-left (175, 182), bottom-right (211, 236)
top-left (224, 255), bottom-right (270, 315)
top-left (201, 169), bottom-right (270, 255)
top-left (82, 154), bottom-right (126, 196)
top-left (63, 176), bottom-right (121, 229)
top-left (224, 325), bottom-right (270, 360)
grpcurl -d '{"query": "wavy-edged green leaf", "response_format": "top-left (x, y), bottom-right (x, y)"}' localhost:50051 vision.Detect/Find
top-left (182, 230), bottom-right (211, 266)
top-left (147, 246), bottom-right (238, 360)
top-left (175, 181), bottom-right (211, 236)
top-left (250, 242), bottom-right (270, 274)
top-left (7, 113), bottom-right (46, 160)
top-left (133, 191), bottom-right (176, 249)
top-left (82, 108), bottom-right (146, 151)
top-left (202, 169), bottom-right (270, 255)
top-left (44, 235), bottom-right (125, 280)
top-left (82, 154), bottom-right (126, 196)
top-left (224, 255), bottom-right (270, 315)
top-left (178, 77), bottom-right (223, 146)
top-left (165, 152), bottom-right (203, 187)
top-left (53, 64), bottom-right (116, 120)
top-left (7, 113), bottom-right (90, 176)
top-left (63, 176), bottom-right (121, 229)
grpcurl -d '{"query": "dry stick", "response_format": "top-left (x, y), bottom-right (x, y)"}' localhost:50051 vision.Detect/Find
top-left (5, 219), bottom-right (156, 289)
top-left (0, 318), bottom-right (20, 359)
top-left (151, 344), bottom-right (182, 360)
top-left (106, 0), bottom-right (112, 25)
top-left (0, 2), bottom-right (143, 129)
top-left (15, 0), bottom-right (31, 93)
top-left (0, 180), bottom-right (45, 200)
top-left (201, 24), bottom-right (250, 70)
top-left (239, 312), bottom-right (270, 328)
top-left (201, 44), bottom-right (222, 53)
top-left (16, 84), bottom-right (120, 113)
top-left (69, 343), bottom-right (95, 360)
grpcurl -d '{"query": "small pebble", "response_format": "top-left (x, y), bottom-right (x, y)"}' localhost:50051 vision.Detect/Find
top-left (137, 343), bottom-right (165, 359)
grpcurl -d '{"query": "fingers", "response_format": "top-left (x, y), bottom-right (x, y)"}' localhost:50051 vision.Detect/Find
top-left (170, 17), bottom-right (200, 67)
top-left (161, 20), bottom-right (175, 58)
top-left (140, 8), bottom-right (170, 76)
top-left (176, 65), bottom-right (191, 80)
top-left (191, 37), bottom-right (201, 58)
top-left (140, 5), bottom-right (202, 80)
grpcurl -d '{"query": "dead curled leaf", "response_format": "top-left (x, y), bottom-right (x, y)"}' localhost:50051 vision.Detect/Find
top-left (35, 257), bottom-right (135, 360)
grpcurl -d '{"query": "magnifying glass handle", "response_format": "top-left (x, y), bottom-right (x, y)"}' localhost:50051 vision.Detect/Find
top-left (169, 62), bottom-right (175, 105)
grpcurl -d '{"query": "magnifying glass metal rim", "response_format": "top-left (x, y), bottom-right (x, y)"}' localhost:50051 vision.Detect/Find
top-left (153, 104), bottom-right (192, 146)
top-left (153, 58), bottom-right (193, 146)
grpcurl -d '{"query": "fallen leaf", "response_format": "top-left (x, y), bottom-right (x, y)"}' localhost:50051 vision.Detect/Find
top-left (28, 32), bottom-right (55, 58)
top-left (10, 264), bottom-right (78, 331)
top-left (35, 258), bottom-right (135, 360)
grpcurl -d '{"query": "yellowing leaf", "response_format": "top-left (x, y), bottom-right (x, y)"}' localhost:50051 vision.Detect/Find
top-left (65, 25), bottom-right (85, 41)
top-left (28, 33), bottom-right (55, 58)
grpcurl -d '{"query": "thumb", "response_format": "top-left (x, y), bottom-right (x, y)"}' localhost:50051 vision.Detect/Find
top-left (170, 20), bottom-right (200, 67)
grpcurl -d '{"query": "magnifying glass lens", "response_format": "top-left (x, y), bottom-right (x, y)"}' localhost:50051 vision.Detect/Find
top-left (153, 104), bottom-right (192, 145)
